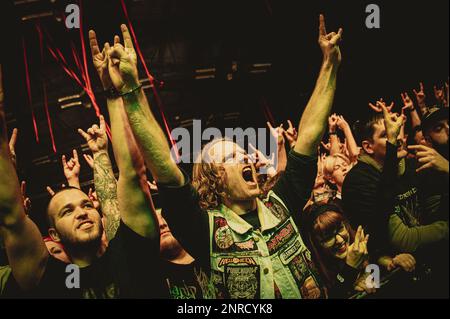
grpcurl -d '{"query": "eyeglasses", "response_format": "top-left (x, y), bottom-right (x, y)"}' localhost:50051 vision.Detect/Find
top-left (320, 223), bottom-right (347, 248)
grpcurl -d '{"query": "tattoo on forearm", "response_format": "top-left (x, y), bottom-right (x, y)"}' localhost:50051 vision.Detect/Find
top-left (93, 152), bottom-right (120, 241)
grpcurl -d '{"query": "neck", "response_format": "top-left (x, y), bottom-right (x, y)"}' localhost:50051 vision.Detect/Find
top-left (164, 248), bottom-right (195, 265)
top-left (223, 198), bottom-right (257, 215)
top-left (65, 240), bottom-right (101, 268)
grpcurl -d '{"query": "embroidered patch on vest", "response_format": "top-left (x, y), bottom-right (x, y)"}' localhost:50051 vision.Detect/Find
top-left (279, 240), bottom-right (302, 264)
top-left (215, 225), bottom-right (234, 250)
top-left (234, 239), bottom-right (257, 251)
top-left (266, 219), bottom-right (296, 255)
top-left (267, 196), bottom-right (290, 221)
top-left (225, 266), bottom-right (260, 299)
top-left (212, 217), bottom-right (258, 253)
top-left (218, 256), bottom-right (257, 267)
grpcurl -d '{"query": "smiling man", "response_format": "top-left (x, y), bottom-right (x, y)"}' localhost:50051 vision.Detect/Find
top-left (113, 15), bottom-right (344, 298)
top-left (0, 39), bottom-right (164, 297)
top-left (46, 188), bottom-right (104, 267)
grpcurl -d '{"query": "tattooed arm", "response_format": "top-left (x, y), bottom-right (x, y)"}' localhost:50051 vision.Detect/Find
top-left (86, 30), bottom-right (158, 240)
top-left (78, 116), bottom-right (120, 241)
top-left (106, 24), bottom-right (184, 187)
top-left (106, 97), bottom-right (157, 239)
top-left (93, 151), bottom-right (120, 241)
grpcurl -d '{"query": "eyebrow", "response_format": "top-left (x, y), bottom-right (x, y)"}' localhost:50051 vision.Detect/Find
top-left (58, 203), bottom-right (73, 217)
top-left (58, 198), bottom-right (92, 217)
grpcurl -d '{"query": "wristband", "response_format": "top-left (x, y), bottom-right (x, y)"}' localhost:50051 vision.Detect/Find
top-left (329, 132), bottom-right (337, 135)
top-left (119, 83), bottom-right (143, 97)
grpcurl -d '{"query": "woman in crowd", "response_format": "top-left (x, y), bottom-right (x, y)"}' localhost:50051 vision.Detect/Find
top-left (303, 202), bottom-right (375, 298)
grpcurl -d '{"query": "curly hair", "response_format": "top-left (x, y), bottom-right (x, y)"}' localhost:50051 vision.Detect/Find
top-left (192, 138), bottom-right (230, 210)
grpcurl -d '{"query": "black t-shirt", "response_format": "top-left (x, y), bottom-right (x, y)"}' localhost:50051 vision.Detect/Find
top-left (328, 264), bottom-right (360, 299)
top-left (162, 260), bottom-right (215, 299)
top-left (417, 168), bottom-right (449, 224)
top-left (29, 221), bottom-right (166, 298)
top-left (240, 209), bottom-right (261, 230)
top-left (157, 150), bottom-right (318, 272)
top-left (342, 143), bottom-right (401, 257)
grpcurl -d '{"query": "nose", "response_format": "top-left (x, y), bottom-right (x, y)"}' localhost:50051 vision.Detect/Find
top-left (335, 233), bottom-right (345, 245)
top-left (159, 220), bottom-right (168, 230)
top-left (157, 214), bottom-right (169, 229)
top-left (74, 207), bottom-right (89, 220)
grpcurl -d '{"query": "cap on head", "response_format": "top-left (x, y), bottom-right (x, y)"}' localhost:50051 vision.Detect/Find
top-left (421, 106), bottom-right (449, 134)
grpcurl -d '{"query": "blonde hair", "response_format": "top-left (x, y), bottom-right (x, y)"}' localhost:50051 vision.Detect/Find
top-left (322, 153), bottom-right (350, 181)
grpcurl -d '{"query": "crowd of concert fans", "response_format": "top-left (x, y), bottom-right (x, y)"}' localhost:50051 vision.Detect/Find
top-left (0, 15), bottom-right (448, 299)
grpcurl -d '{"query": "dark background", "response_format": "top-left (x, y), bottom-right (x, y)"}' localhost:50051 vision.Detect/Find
top-left (0, 0), bottom-right (448, 231)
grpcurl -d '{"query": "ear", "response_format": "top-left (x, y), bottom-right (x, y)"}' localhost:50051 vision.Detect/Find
top-left (361, 140), bottom-right (374, 155)
top-left (48, 228), bottom-right (61, 243)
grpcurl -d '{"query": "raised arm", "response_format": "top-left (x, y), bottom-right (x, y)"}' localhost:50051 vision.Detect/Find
top-left (106, 25), bottom-right (184, 187)
top-left (61, 149), bottom-right (81, 189)
top-left (401, 92), bottom-right (421, 129)
top-left (0, 64), bottom-right (48, 290)
top-left (328, 114), bottom-right (342, 156)
top-left (78, 116), bottom-right (119, 241)
top-left (336, 115), bottom-right (360, 162)
top-left (294, 15), bottom-right (342, 156)
top-left (413, 82), bottom-right (427, 116)
top-left (88, 29), bottom-right (158, 239)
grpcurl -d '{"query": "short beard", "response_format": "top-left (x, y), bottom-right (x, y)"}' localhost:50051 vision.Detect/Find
top-left (59, 227), bottom-right (103, 257)
top-left (160, 237), bottom-right (184, 261)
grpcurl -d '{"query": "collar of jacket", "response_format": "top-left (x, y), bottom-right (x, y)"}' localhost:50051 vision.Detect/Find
top-left (358, 152), bottom-right (383, 172)
top-left (219, 198), bottom-right (282, 235)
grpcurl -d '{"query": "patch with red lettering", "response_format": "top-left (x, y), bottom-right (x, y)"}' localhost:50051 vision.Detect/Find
top-left (218, 256), bottom-right (257, 267)
top-left (266, 219), bottom-right (296, 255)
